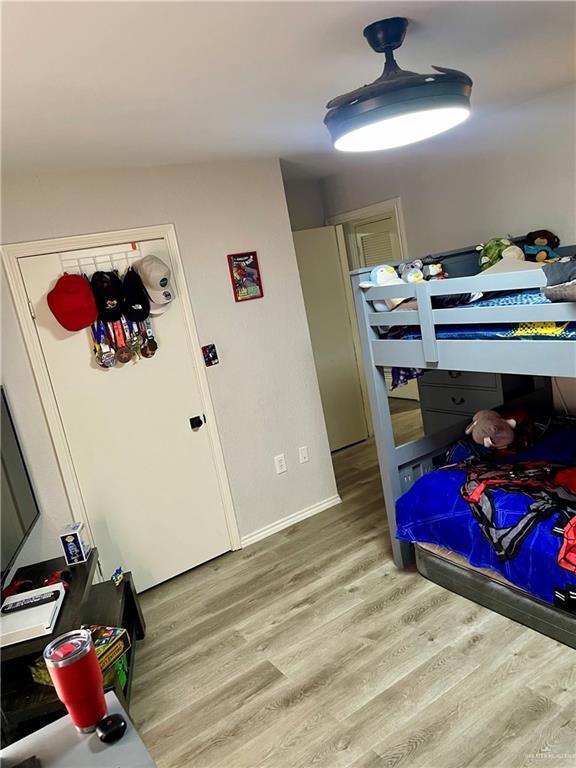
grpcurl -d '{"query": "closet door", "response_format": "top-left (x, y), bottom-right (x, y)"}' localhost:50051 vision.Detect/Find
top-left (19, 237), bottom-right (233, 591)
top-left (294, 226), bottom-right (368, 451)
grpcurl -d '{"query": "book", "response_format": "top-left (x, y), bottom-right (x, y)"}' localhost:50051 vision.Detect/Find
top-left (0, 583), bottom-right (65, 647)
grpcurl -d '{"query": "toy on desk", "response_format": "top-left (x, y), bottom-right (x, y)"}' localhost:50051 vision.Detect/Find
top-left (1, 578), bottom-right (34, 602)
top-left (59, 522), bottom-right (91, 566)
top-left (43, 569), bottom-right (72, 591)
top-left (358, 265), bottom-right (406, 311)
top-left (523, 229), bottom-right (560, 262)
top-left (111, 567), bottom-right (124, 587)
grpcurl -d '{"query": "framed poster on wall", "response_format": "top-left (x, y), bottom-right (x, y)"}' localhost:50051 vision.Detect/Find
top-left (227, 251), bottom-right (264, 302)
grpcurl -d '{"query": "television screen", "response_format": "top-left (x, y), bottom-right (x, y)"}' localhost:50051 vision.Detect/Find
top-left (1, 387), bottom-right (40, 583)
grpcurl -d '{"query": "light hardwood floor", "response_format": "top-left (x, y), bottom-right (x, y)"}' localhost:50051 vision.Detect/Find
top-left (132, 400), bottom-right (575, 768)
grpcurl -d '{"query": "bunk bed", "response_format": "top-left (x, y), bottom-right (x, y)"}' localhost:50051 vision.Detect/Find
top-left (350, 244), bottom-right (576, 648)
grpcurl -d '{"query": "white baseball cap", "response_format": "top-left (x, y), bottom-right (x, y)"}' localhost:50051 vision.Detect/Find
top-left (136, 255), bottom-right (174, 305)
top-left (149, 299), bottom-right (171, 316)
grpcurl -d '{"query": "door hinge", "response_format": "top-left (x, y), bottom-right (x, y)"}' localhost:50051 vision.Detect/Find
top-left (28, 300), bottom-right (36, 320)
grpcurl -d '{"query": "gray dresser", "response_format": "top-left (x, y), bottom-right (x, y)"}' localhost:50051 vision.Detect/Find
top-left (418, 371), bottom-right (533, 434)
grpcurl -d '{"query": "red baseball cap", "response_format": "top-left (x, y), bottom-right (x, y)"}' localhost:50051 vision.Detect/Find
top-left (47, 274), bottom-right (98, 331)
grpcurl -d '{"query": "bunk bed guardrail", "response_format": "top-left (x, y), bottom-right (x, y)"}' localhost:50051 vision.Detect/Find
top-left (353, 267), bottom-right (576, 377)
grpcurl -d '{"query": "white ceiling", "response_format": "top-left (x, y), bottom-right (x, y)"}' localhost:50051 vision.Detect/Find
top-left (3, 1), bottom-right (575, 178)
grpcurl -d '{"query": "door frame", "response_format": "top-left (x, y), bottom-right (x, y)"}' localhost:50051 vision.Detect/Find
top-left (1, 223), bottom-right (241, 552)
top-left (327, 197), bottom-right (408, 268)
top-left (333, 224), bottom-right (373, 437)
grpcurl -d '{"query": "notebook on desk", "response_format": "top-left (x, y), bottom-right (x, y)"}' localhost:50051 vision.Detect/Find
top-left (0, 583), bottom-right (65, 647)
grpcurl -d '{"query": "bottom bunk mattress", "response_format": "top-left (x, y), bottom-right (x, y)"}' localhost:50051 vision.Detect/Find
top-left (396, 425), bottom-right (576, 614)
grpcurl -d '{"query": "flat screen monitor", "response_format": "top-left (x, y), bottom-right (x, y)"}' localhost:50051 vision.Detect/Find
top-left (1, 386), bottom-right (40, 585)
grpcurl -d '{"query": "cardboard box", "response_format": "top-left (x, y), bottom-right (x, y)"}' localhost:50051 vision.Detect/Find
top-left (59, 522), bottom-right (91, 565)
top-left (30, 625), bottom-right (131, 687)
top-left (84, 624), bottom-right (131, 672)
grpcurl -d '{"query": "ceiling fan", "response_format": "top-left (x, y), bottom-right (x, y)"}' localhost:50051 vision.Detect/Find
top-left (324, 17), bottom-right (473, 152)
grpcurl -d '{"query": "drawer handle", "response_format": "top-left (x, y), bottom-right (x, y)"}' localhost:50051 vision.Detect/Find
top-left (448, 371), bottom-right (462, 379)
top-left (451, 396), bottom-right (466, 405)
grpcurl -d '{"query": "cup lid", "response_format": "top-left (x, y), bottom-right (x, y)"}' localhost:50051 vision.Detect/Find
top-left (44, 629), bottom-right (92, 668)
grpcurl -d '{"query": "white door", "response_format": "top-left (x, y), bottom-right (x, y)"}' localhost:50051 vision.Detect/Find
top-left (293, 227), bottom-right (368, 451)
top-left (19, 237), bottom-right (233, 591)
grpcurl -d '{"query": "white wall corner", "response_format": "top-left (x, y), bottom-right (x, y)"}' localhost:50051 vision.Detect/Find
top-left (240, 494), bottom-right (342, 548)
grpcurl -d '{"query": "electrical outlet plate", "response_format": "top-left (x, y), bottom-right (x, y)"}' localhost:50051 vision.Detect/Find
top-left (274, 454), bottom-right (287, 474)
top-left (298, 446), bottom-right (309, 463)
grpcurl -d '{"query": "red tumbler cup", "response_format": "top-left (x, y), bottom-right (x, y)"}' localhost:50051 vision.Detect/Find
top-left (44, 629), bottom-right (107, 732)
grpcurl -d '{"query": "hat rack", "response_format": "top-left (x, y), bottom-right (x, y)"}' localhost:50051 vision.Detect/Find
top-left (60, 246), bottom-right (142, 279)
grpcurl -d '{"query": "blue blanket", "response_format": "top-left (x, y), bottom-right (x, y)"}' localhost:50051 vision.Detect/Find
top-left (396, 428), bottom-right (576, 611)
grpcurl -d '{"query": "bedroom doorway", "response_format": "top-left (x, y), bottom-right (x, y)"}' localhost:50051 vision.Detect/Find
top-left (334, 200), bottom-right (421, 408)
top-left (293, 197), bottom-right (422, 456)
top-left (3, 224), bottom-right (240, 592)
top-left (293, 225), bottom-right (369, 451)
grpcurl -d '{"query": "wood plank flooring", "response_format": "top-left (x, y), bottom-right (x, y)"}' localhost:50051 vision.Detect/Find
top-left (132, 401), bottom-right (575, 768)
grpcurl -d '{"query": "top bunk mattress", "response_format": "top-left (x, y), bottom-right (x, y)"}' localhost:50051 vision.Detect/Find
top-left (382, 290), bottom-right (576, 340)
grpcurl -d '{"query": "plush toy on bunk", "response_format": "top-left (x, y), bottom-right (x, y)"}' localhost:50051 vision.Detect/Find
top-left (477, 229), bottom-right (567, 272)
top-left (358, 259), bottom-right (449, 392)
top-left (358, 259), bottom-right (448, 312)
top-left (477, 238), bottom-right (525, 271)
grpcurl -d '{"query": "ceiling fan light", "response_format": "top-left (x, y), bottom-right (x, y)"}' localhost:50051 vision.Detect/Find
top-left (324, 17), bottom-right (473, 152)
top-left (334, 105), bottom-right (470, 152)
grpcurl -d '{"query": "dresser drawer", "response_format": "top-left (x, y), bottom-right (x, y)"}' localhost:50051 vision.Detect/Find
top-left (422, 410), bottom-right (471, 434)
top-left (419, 385), bottom-right (503, 415)
top-left (419, 370), bottom-right (498, 390)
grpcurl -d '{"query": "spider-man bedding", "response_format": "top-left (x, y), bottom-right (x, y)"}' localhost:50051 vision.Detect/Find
top-left (396, 422), bottom-right (576, 613)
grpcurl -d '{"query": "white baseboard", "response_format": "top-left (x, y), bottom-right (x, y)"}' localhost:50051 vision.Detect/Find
top-left (241, 494), bottom-right (342, 548)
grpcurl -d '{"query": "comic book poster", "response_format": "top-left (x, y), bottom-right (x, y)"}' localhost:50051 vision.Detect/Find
top-left (227, 251), bottom-right (264, 302)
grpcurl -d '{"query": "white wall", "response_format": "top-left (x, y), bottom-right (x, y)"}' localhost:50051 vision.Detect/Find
top-left (283, 178), bottom-right (326, 232)
top-left (2, 159), bottom-right (337, 567)
top-left (323, 86), bottom-right (576, 256)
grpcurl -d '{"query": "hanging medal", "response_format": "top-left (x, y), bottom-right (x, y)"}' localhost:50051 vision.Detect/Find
top-left (126, 318), bottom-right (143, 359)
top-left (91, 321), bottom-right (116, 368)
top-left (111, 318), bottom-right (133, 363)
top-left (139, 317), bottom-right (158, 358)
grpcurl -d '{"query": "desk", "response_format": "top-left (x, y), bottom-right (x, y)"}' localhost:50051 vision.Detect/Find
top-left (0, 692), bottom-right (157, 767)
top-left (1, 552), bottom-right (145, 746)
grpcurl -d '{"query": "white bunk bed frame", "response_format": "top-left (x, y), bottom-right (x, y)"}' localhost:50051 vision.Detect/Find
top-left (350, 255), bottom-right (576, 647)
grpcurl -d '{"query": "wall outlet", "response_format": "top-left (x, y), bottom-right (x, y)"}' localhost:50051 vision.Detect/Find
top-left (274, 454), bottom-right (287, 474)
top-left (298, 446), bottom-right (309, 463)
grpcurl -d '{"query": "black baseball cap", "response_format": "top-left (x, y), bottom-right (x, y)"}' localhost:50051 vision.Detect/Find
top-left (90, 271), bottom-right (124, 322)
top-left (123, 268), bottom-right (150, 321)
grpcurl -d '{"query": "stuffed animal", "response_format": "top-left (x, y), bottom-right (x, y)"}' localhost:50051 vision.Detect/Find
top-left (465, 409), bottom-right (517, 449)
top-left (523, 230), bottom-right (560, 262)
top-left (358, 265), bottom-right (406, 311)
top-left (398, 259), bottom-right (425, 283)
top-left (501, 244), bottom-right (525, 262)
top-left (477, 238), bottom-right (514, 271)
top-left (423, 263), bottom-right (447, 280)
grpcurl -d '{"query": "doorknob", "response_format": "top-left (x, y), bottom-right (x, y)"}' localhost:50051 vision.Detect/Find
top-left (189, 416), bottom-right (205, 431)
